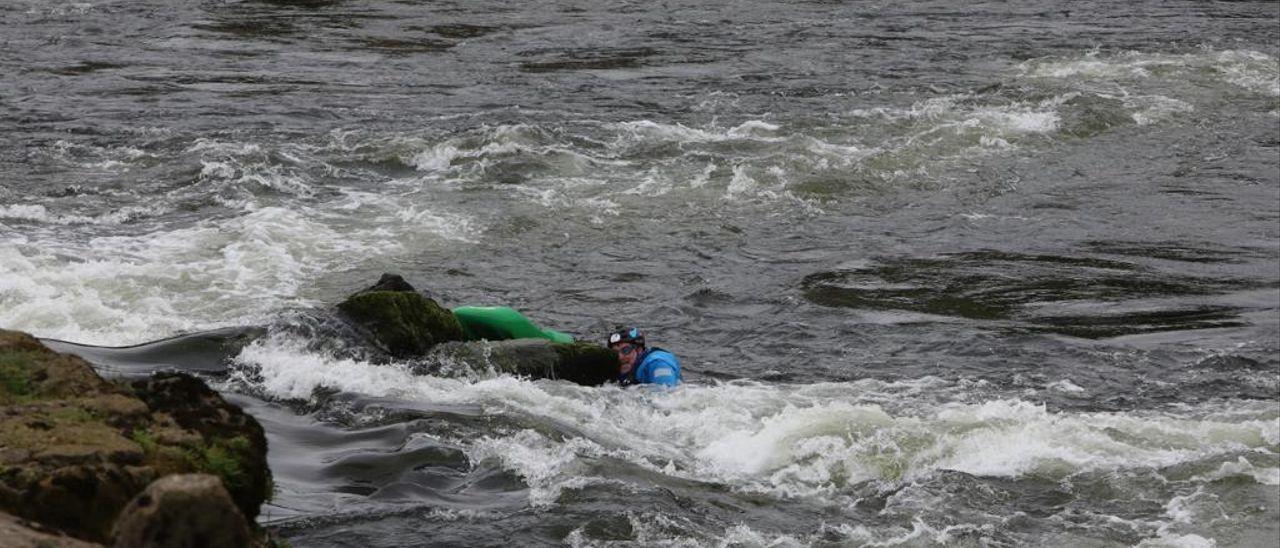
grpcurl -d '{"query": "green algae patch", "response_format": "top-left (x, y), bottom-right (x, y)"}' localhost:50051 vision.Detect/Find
top-left (338, 290), bottom-right (465, 357)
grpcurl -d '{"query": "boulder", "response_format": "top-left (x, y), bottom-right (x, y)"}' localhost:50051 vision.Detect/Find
top-left (337, 275), bottom-right (465, 358)
top-left (0, 330), bottom-right (272, 544)
top-left (127, 372), bottom-right (270, 522)
top-left (111, 474), bottom-right (251, 548)
top-left (362, 272), bottom-right (418, 293)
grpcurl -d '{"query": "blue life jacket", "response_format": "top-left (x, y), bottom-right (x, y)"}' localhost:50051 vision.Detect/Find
top-left (618, 347), bottom-right (681, 387)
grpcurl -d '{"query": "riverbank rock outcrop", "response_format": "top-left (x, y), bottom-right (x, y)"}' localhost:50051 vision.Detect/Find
top-left (0, 329), bottom-right (272, 546)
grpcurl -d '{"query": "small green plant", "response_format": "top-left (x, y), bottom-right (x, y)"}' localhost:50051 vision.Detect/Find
top-left (131, 428), bottom-right (157, 454)
top-left (190, 436), bottom-right (252, 494)
top-left (131, 428), bottom-right (259, 504)
top-left (0, 351), bottom-right (36, 400)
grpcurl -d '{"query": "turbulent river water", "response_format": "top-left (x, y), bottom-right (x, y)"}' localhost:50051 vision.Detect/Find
top-left (3, 1), bottom-right (1279, 546)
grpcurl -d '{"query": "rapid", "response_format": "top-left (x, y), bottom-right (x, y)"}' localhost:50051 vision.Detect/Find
top-left (2, 0), bottom-right (1278, 546)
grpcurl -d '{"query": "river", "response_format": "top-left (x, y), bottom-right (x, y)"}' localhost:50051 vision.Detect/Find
top-left (2, 1), bottom-right (1278, 546)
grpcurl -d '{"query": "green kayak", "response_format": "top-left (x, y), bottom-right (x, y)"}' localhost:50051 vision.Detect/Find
top-left (451, 306), bottom-right (574, 343)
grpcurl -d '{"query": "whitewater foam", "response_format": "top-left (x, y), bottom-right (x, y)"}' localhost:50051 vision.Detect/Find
top-left (0, 194), bottom-right (475, 344)
top-left (231, 334), bottom-right (1280, 512)
top-left (1021, 48), bottom-right (1279, 98)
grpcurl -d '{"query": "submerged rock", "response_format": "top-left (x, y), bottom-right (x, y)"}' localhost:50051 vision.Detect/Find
top-left (112, 474), bottom-right (251, 548)
top-left (551, 342), bottom-right (621, 386)
top-left (0, 330), bottom-right (271, 545)
top-left (427, 339), bottom-right (619, 386)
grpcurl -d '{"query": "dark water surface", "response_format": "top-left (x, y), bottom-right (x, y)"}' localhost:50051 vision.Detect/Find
top-left (3, 1), bottom-right (1279, 546)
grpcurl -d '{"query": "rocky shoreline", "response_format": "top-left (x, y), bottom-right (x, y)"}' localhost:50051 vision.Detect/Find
top-left (0, 274), bottom-right (619, 546)
top-left (0, 329), bottom-right (274, 547)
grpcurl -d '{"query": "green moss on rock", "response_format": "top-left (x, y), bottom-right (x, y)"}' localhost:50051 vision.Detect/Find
top-left (193, 436), bottom-right (254, 498)
top-left (0, 330), bottom-right (273, 544)
top-left (338, 290), bottom-right (465, 357)
top-left (127, 372), bottom-right (271, 522)
top-left (131, 430), bottom-right (259, 504)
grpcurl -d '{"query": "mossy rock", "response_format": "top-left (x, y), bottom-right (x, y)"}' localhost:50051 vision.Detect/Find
top-left (127, 372), bottom-right (271, 522)
top-left (337, 290), bottom-right (465, 357)
top-left (0, 331), bottom-right (115, 404)
top-left (0, 330), bottom-right (272, 544)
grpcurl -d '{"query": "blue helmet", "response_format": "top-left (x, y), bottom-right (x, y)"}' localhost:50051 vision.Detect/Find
top-left (607, 327), bottom-right (644, 347)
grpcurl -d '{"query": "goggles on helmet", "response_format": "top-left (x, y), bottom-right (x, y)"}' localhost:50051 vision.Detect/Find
top-left (607, 327), bottom-right (644, 347)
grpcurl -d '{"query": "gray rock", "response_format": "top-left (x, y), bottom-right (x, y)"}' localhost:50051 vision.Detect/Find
top-left (111, 474), bottom-right (252, 548)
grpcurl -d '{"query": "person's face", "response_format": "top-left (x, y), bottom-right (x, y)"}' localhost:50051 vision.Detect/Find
top-left (612, 343), bottom-right (640, 374)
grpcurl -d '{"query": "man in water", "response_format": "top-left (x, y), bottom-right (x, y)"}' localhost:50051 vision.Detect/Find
top-left (607, 327), bottom-right (681, 386)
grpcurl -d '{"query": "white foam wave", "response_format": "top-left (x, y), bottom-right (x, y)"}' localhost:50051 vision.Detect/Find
top-left (388, 120), bottom-right (837, 209)
top-left (401, 124), bottom-right (610, 179)
top-left (1021, 48), bottom-right (1280, 97)
top-left (233, 336), bottom-right (1280, 508)
top-left (727, 120), bottom-right (782, 137)
top-left (0, 203), bottom-right (162, 226)
top-left (468, 430), bottom-right (615, 507)
top-left (1, 194), bottom-right (475, 344)
top-left (1136, 534), bottom-right (1217, 548)
top-left (186, 138), bottom-right (266, 156)
top-left (5, 130), bottom-right (486, 345)
top-left (570, 518), bottom-right (810, 548)
top-left (322, 108), bottom-right (1048, 214)
top-left (1214, 50), bottom-right (1280, 97)
top-left (194, 155), bottom-right (315, 199)
top-left (35, 140), bottom-right (155, 173)
top-left (846, 94), bottom-right (1063, 169)
top-left (900, 96), bottom-right (1061, 137)
top-left (612, 119), bottom-right (790, 148)
top-left (1046, 379), bottom-right (1086, 394)
top-left (1198, 457), bottom-right (1280, 486)
top-left (615, 120), bottom-right (726, 143)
